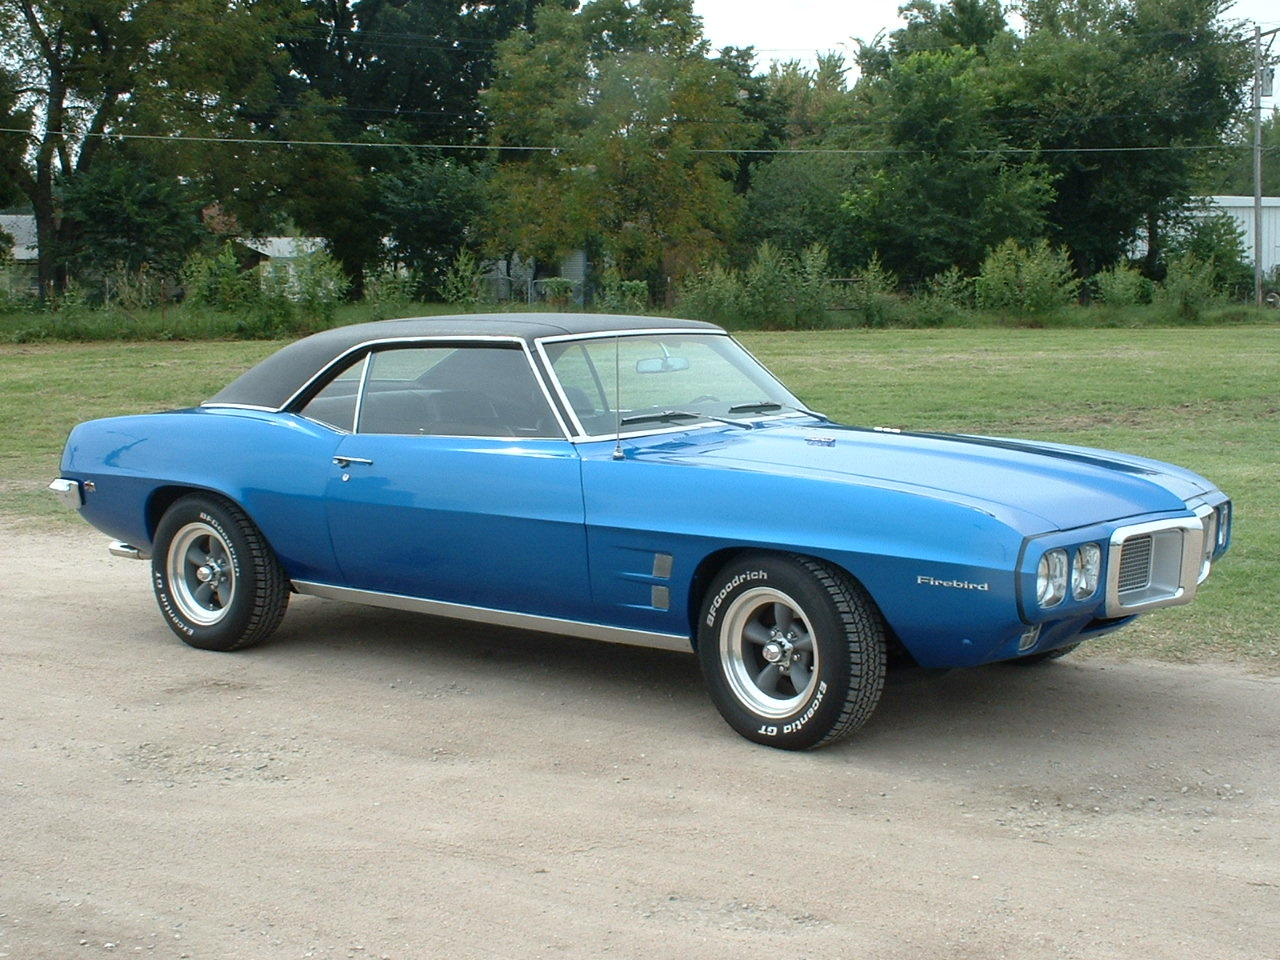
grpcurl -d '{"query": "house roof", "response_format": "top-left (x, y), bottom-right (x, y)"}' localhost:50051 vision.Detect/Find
top-left (0, 215), bottom-right (37, 261)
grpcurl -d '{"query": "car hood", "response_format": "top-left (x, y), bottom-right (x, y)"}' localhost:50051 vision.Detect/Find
top-left (625, 421), bottom-right (1216, 533)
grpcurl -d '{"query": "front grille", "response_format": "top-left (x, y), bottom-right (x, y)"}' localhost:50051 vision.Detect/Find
top-left (1105, 517), bottom-right (1204, 618)
top-left (1117, 535), bottom-right (1153, 593)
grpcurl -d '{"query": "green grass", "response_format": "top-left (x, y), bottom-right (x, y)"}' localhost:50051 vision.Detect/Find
top-left (3, 326), bottom-right (1276, 668)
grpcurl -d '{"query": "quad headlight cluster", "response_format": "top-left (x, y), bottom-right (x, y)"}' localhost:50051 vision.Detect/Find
top-left (1036, 543), bottom-right (1103, 609)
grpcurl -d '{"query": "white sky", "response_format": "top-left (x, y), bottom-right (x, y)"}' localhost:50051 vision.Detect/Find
top-left (694, 0), bottom-right (1280, 96)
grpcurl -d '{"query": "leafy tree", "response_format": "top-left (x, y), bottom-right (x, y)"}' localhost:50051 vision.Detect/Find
top-left (481, 0), bottom-right (758, 285)
top-left (878, 0), bottom-right (1010, 62)
top-left (738, 57), bottom-right (865, 270)
top-left (261, 0), bottom-right (561, 296)
top-left (56, 147), bottom-right (207, 284)
top-left (841, 47), bottom-right (1054, 281)
top-left (1205, 108), bottom-right (1280, 196)
top-left (376, 153), bottom-right (488, 298)
top-left (0, 66), bottom-right (30, 209)
top-left (0, 0), bottom-right (297, 298)
top-left (1004, 0), bottom-right (1253, 277)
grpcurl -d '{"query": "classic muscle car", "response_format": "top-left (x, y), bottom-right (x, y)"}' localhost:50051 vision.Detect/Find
top-left (51, 314), bottom-right (1232, 749)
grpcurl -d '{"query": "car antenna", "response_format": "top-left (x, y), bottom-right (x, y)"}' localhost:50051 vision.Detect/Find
top-left (612, 334), bottom-right (624, 461)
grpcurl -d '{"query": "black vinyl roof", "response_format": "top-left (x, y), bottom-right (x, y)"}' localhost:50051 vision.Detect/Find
top-left (205, 313), bottom-right (723, 411)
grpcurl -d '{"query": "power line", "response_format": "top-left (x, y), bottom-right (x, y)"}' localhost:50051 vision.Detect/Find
top-left (0, 125), bottom-right (1263, 156)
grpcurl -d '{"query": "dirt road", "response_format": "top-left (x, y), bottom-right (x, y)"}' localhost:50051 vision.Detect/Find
top-left (2, 521), bottom-right (1277, 960)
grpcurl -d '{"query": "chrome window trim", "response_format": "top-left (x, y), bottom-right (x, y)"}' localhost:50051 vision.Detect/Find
top-left (533, 329), bottom-right (810, 442)
top-left (292, 580), bottom-right (692, 654)
top-left (207, 335), bottom-right (573, 440)
top-left (200, 402), bottom-right (276, 412)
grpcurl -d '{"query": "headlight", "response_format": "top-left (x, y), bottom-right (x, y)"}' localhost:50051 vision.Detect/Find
top-left (1072, 542), bottom-right (1102, 600)
top-left (1037, 549), bottom-right (1068, 608)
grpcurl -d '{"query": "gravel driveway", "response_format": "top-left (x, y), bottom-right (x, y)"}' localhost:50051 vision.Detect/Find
top-left (2, 522), bottom-right (1277, 959)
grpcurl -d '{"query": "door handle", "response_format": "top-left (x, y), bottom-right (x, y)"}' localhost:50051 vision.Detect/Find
top-left (333, 455), bottom-right (374, 468)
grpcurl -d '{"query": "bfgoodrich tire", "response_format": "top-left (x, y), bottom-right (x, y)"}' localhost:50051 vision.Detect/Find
top-left (151, 494), bottom-right (288, 651)
top-left (697, 554), bottom-right (887, 750)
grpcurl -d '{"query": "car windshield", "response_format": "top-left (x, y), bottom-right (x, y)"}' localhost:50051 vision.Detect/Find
top-left (542, 333), bottom-right (810, 438)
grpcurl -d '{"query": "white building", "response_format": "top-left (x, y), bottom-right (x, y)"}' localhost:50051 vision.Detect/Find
top-left (0, 214), bottom-right (38, 297)
top-left (1206, 195), bottom-right (1280, 276)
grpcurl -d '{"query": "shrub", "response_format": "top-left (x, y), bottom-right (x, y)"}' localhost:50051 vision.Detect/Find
top-left (1093, 261), bottom-right (1151, 306)
top-left (677, 263), bottom-right (743, 326)
top-left (842, 254), bottom-right (905, 328)
top-left (1153, 253), bottom-right (1221, 321)
top-left (539, 277), bottom-right (579, 308)
top-left (439, 248), bottom-right (485, 307)
top-left (678, 242), bottom-right (837, 329)
top-left (594, 267), bottom-right (649, 314)
top-left (182, 242), bottom-right (260, 310)
top-left (974, 239), bottom-right (1080, 315)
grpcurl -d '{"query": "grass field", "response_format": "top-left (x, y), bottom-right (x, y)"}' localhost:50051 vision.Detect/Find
top-left (2, 326), bottom-right (1275, 668)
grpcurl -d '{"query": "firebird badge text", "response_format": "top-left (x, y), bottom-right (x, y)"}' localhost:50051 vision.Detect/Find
top-left (917, 575), bottom-right (990, 591)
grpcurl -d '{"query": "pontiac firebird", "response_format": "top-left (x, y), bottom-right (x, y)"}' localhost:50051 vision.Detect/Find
top-left (51, 314), bottom-right (1232, 749)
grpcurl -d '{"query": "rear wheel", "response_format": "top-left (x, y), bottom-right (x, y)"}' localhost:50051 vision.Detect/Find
top-left (152, 494), bottom-right (288, 651)
top-left (697, 554), bottom-right (887, 750)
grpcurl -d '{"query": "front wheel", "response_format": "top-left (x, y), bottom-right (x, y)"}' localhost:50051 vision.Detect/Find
top-left (152, 494), bottom-right (288, 651)
top-left (697, 554), bottom-right (887, 750)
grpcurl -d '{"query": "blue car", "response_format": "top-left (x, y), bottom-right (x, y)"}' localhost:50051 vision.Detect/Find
top-left (51, 314), bottom-right (1232, 748)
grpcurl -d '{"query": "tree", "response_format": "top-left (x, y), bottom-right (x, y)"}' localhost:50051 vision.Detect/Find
top-left (736, 56), bottom-right (865, 268)
top-left (56, 146), bottom-right (207, 283)
top-left (0, 66), bottom-right (30, 209)
top-left (376, 153), bottom-right (488, 297)
top-left (1205, 108), bottom-right (1280, 196)
top-left (841, 47), bottom-right (1054, 281)
top-left (262, 0), bottom-right (561, 296)
top-left (1004, 0), bottom-right (1253, 277)
top-left (482, 0), bottom-right (758, 287)
top-left (0, 0), bottom-right (297, 298)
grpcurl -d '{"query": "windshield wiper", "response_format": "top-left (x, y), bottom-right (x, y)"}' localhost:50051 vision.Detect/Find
top-left (618, 410), bottom-right (752, 429)
top-left (729, 401), bottom-right (830, 421)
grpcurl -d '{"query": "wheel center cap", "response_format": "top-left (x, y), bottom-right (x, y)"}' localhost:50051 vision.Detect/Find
top-left (196, 561), bottom-right (221, 584)
top-left (763, 636), bottom-right (794, 666)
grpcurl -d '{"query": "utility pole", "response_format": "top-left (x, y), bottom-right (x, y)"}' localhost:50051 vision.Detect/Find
top-left (1254, 25), bottom-right (1278, 307)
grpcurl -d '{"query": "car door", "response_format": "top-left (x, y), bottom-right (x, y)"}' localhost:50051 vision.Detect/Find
top-left (312, 342), bottom-right (593, 623)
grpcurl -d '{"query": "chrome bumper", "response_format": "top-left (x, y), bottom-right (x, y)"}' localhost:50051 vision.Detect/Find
top-left (109, 541), bottom-right (149, 561)
top-left (48, 477), bottom-right (83, 509)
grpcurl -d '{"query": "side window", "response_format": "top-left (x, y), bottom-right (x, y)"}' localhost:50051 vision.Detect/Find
top-left (299, 359), bottom-right (364, 432)
top-left (354, 344), bottom-right (561, 438)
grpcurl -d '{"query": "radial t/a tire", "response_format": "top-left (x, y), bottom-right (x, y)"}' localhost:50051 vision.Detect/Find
top-left (151, 494), bottom-right (288, 651)
top-left (697, 553), bottom-right (887, 750)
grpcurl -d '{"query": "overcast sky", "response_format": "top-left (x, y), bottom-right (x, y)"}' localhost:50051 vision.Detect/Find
top-left (694, 0), bottom-right (1280, 95)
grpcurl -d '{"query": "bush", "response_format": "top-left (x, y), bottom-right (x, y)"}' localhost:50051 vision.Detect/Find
top-left (677, 242), bottom-right (837, 329)
top-left (594, 267), bottom-right (649, 314)
top-left (539, 277), bottom-right (579, 308)
top-left (1164, 210), bottom-right (1252, 300)
top-left (440, 248), bottom-right (485, 307)
top-left (1153, 253), bottom-right (1221, 321)
top-left (676, 263), bottom-right (744, 326)
top-left (974, 239), bottom-right (1080, 315)
top-left (182, 243), bottom-right (261, 310)
top-left (842, 254), bottom-right (906, 328)
top-left (1093, 261), bottom-right (1151, 306)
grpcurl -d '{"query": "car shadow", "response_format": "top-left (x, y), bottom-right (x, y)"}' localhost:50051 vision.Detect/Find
top-left (249, 595), bottom-right (1235, 769)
